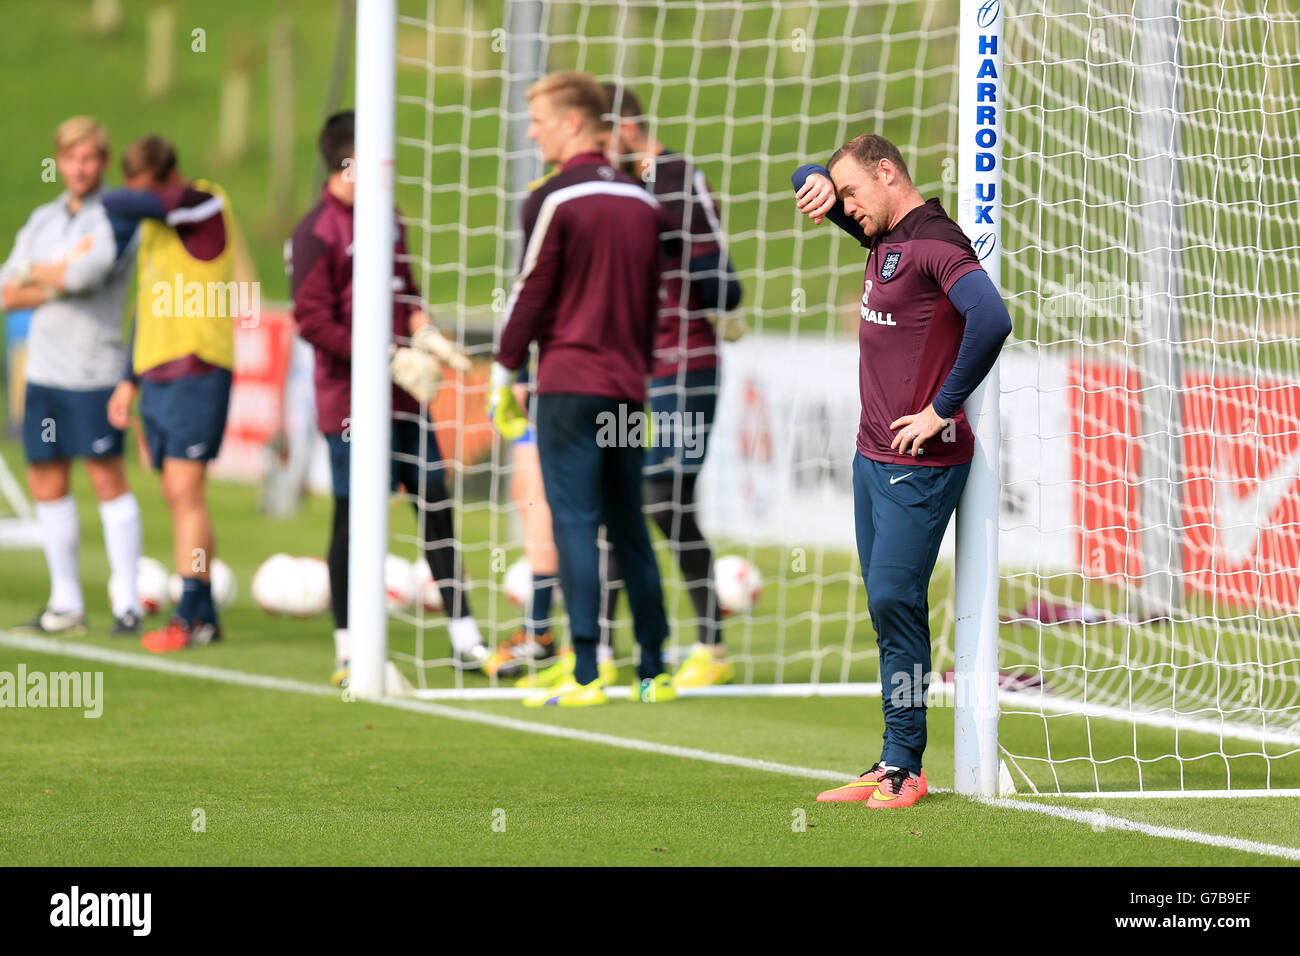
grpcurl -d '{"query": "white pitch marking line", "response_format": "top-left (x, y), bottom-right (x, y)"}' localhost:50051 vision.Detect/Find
top-left (4, 631), bottom-right (1300, 862)
top-left (983, 797), bottom-right (1300, 862)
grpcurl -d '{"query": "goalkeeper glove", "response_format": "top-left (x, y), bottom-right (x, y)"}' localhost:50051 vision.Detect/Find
top-left (487, 362), bottom-right (529, 441)
top-left (390, 345), bottom-right (443, 404)
top-left (411, 325), bottom-right (472, 372)
top-left (707, 311), bottom-right (748, 342)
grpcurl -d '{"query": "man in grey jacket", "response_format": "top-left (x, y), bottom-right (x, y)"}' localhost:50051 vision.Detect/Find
top-left (0, 116), bottom-right (143, 636)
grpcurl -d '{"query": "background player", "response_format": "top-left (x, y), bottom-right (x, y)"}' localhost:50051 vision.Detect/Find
top-left (489, 70), bottom-right (672, 707)
top-left (499, 389), bottom-right (625, 688)
top-left (104, 136), bottom-right (236, 652)
top-left (792, 134), bottom-right (1011, 808)
top-left (291, 110), bottom-right (488, 685)
top-left (483, 364), bottom-right (575, 680)
top-left (1, 116), bottom-right (144, 637)
top-left (603, 83), bottom-right (743, 690)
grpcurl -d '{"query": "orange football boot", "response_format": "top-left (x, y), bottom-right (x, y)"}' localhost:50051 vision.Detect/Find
top-left (817, 763), bottom-right (890, 802)
top-left (142, 618), bottom-right (220, 653)
top-left (866, 768), bottom-right (929, 808)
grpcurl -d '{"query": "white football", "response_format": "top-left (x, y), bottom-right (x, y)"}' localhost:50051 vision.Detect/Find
top-left (252, 553), bottom-right (295, 614)
top-left (291, 556), bottom-right (332, 617)
top-left (504, 558), bottom-right (532, 606)
top-left (210, 558), bottom-right (236, 609)
top-left (167, 572), bottom-right (182, 606)
top-left (714, 555), bottom-right (763, 615)
top-left (502, 558), bottom-right (561, 609)
top-left (252, 554), bottom-right (330, 617)
top-left (108, 555), bottom-right (170, 614)
top-left (385, 553), bottom-right (416, 612)
top-left (411, 558), bottom-right (445, 613)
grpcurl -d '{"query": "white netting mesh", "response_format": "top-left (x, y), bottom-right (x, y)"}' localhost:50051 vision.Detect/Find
top-left (376, 0), bottom-right (1300, 792)
top-left (998, 0), bottom-right (1300, 791)
top-left (387, 0), bottom-right (959, 690)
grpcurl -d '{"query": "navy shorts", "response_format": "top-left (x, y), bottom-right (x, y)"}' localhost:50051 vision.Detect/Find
top-left (138, 368), bottom-right (232, 471)
top-left (327, 419), bottom-right (446, 499)
top-left (643, 366), bottom-right (718, 478)
top-left (22, 383), bottom-right (124, 463)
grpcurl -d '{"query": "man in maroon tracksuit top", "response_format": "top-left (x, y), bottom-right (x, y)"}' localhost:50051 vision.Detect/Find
top-left (487, 71), bottom-right (673, 707)
top-left (291, 111), bottom-right (487, 686)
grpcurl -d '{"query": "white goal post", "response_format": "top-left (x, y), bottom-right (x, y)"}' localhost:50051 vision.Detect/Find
top-left (348, 0), bottom-right (1300, 797)
top-left (954, 0), bottom-right (1004, 799)
top-left (349, 0), bottom-right (396, 699)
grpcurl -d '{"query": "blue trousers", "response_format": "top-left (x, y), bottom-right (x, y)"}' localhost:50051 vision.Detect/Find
top-left (535, 394), bottom-right (669, 682)
top-left (853, 453), bottom-right (970, 776)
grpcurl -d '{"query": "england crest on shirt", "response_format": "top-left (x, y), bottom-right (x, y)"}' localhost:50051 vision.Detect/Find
top-left (880, 250), bottom-right (902, 281)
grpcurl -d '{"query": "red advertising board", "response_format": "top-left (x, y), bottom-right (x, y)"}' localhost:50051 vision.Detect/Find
top-left (210, 309), bottom-right (295, 480)
top-left (1071, 361), bottom-right (1300, 611)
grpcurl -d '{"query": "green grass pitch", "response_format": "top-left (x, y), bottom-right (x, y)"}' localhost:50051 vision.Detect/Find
top-left (1, 2), bottom-right (1297, 866)
top-left (1, 438), bottom-right (1298, 866)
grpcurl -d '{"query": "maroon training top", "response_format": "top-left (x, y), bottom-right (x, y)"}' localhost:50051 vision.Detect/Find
top-left (496, 151), bottom-right (664, 404)
top-left (289, 185), bottom-right (421, 435)
top-left (648, 150), bottom-right (722, 381)
top-left (855, 198), bottom-right (984, 467)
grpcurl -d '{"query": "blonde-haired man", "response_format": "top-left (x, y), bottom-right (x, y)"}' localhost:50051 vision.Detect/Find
top-left (0, 116), bottom-right (144, 637)
top-left (490, 70), bottom-right (673, 706)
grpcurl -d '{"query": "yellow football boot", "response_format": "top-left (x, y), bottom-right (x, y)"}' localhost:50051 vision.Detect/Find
top-left (671, 644), bottom-right (735, 690)
top-left (522, 677), bottom-right (608, 708)
top-left (515, 650), bottom-right (617, 689)
top-left (630, 673), bottom-right (677, 703)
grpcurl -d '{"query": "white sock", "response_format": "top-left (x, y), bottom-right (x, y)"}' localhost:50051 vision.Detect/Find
top-left (333, 628), bottom-right (350, 666)
top-left (597, 643), bottom-right (613, 663)
top-left (99, 492), bottom-right (142, 617)
top-left (36, 496), bottom-right (83, 614)
top-left (447, 615), bottom-right (482, 653)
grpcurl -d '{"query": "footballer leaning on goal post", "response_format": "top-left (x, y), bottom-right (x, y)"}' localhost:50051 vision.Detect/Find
top-left (793, 134), bottom-right (1012, 808)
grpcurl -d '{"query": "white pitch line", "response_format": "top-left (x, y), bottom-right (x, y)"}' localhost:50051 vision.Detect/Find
top-left (0, 632), bottom-right (846, 784)
top-left (983, 797), bottom-right (1300, 862)
top-left (4, 631), bottom-right (1300, 863)
top-left (0, 632), bottom-right (338, 698)
top-left (1021, 788), bottom-right (1300, 799)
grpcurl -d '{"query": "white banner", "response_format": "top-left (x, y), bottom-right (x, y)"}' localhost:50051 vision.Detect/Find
top-left (997, 347), bottom-right (1073, 570)
top-left (699, 337), bottom-right (1075, 571)
top-left (699, 336), bottom-right (861, 552)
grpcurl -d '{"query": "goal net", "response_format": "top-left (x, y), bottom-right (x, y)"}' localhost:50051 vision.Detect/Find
top-left (0, 442), bottom-right (40, 549)
top-left (369, 0), bottom-right (1300, 794)
top-left (996, 0), bottom-right (1300, 794)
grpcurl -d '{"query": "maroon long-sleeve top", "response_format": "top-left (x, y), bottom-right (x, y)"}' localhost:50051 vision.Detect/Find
top-left (495, 151), bottom-right (664, 404)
